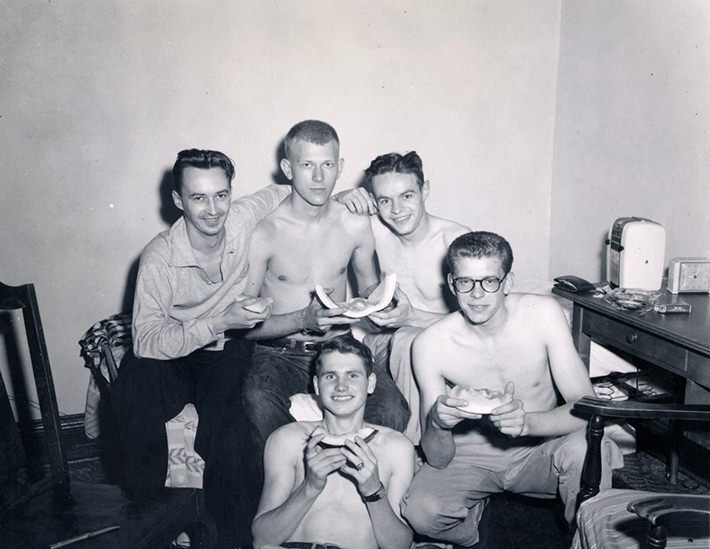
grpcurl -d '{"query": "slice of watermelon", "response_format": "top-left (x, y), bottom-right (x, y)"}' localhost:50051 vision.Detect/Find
top-left (314, 272), bottom-right (397, 318)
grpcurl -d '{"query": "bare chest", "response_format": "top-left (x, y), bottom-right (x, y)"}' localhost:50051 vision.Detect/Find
top-left (376, 236), bottom-right (450, 312)
top-left (291, 465), bottom-right (378, 548)
top-left (441, 336), bottom-right (552, 395)
top-left (265, 224), bottom-right (357, 287)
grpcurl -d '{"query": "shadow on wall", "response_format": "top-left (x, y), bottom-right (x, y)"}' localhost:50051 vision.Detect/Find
top-left (598, 230), bottom-right (608, 282)
top-left (159, 169), bottom-right (182, 226)
top-left (120, 169), bottom-right (182, 314)
top-left (270, 138), bottom-right (290, 186)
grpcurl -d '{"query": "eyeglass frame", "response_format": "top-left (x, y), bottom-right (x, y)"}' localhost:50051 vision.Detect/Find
top-left (449, 273), bottom-right (509, 294)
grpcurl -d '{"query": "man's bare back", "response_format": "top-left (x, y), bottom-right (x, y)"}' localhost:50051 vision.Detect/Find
top-left (372, 214), bottom-right (468, 314)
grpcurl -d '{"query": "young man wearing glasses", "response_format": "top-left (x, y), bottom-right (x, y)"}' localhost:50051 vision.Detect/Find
top-left (400, 231), bottom-right (621, 547)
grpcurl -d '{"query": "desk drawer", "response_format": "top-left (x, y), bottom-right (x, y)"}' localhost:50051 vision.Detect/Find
top-left (582, 310), bottom-right (688, 376)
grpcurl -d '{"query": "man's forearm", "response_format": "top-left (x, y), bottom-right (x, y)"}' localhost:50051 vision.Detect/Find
top-left (420, 414), bottom-right (456, 468)
top-left (367, 498), bottom-right (413, 549)
top-left (524, 402), bottom-right (587, 437)
top-left (245, 308), bottom-right (305, 340)
top-left (133, 316), bottom-right (217, 359)
top-left (252, 482), bottom-right (320, 547)
top-left (410, 308), bottom-right (447, 329)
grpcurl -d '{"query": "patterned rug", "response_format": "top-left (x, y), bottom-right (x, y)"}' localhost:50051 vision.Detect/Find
top-left (613, 452), bottom-right (709, 495)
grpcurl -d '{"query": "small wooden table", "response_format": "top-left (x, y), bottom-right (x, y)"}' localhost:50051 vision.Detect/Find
top-left (552, 287), bottom-right (710, 481)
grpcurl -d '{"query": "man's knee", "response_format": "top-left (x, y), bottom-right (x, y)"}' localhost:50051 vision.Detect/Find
top-left (554, 428), bottom-right (588, 472)
top-left (242, 375), bottom-right (288, 423)
top-left (402, 485), bottom-right (471, 538)
top-left (402, 489), bottom-right (447, 535)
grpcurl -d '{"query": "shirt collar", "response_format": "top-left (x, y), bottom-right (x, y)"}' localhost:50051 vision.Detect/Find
top-left (167, 216), bottom-right (238, 267)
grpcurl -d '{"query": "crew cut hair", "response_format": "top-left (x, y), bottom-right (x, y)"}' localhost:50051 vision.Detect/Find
top-left (284, 120), bottom-right (339, 158)
top-left (172, 149), bottom-right (235, 194)
top-left (315, 334), bottom-right (374, 376)
top-left (446, 231), bottom-right (514, 275)
top-left (363, 151), bottom-right (425, 192)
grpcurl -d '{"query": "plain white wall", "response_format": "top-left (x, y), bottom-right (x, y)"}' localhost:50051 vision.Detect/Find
top-left (550, 0), bottom-right (710, 281)
top-left (1, 1), bottom-right (560, 414)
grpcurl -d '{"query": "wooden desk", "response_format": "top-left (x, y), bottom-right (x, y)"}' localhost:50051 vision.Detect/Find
top-left (553, 288), bottom-right (710, 479)
top-left (552, 287), bottom-right (710, 392)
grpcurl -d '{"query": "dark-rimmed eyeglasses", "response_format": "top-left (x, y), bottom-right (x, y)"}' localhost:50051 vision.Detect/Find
top-left (451, 274), bottom-right (507, 294)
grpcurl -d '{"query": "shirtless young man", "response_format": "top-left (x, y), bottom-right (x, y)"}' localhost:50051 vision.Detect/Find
top-left (352, 151), bottom-right (469, 442)
top-left (243, 121), bottom-right (409, 466)
top-left (400, 232), bottom-right (621, 547)
top-left (252, 335), bottom-right (415, 549)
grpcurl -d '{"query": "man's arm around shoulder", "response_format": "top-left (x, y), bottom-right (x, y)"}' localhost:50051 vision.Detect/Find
top-left (231, 183), bottom-right (290, 228)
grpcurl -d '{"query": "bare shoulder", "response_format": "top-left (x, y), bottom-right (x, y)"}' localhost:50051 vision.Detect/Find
top-left (510, 292), bottom-right (564, 319)
top-left (428, 215), bottom-right (470, 244)
top-left (367, 424), bottom-right (414, 457)
top-left (415, 311), bottom-right (459, 345)
top-left (265, 420), bottom-right (314, 457)
top-left (508, 293), bottom-right (562, 312)
top-left (331, 200), bottom-right (371, 232)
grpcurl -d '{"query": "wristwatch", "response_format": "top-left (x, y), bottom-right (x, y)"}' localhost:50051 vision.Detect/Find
top-left (361, 482), bottom-right (386, 503)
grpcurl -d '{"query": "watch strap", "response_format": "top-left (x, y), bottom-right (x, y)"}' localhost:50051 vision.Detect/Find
top-left (361, 482), bottom-right (386, 503)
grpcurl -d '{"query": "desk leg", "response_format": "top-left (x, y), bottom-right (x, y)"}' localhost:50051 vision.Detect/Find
top-left (571, 304), bottom-right (591, 368)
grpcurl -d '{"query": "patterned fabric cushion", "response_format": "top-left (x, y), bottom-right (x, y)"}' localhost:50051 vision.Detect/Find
top-left (165, 403), bottom-right (205, 488)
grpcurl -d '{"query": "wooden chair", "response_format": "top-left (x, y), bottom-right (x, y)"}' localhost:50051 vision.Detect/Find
top-left (573, 396), bottom-right (710, 548)
top-left (0, 281), bottom-right (217, 548)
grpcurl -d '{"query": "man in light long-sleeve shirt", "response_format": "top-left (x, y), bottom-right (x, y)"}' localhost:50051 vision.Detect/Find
top-left (111, 149), bottom-right (289, 549)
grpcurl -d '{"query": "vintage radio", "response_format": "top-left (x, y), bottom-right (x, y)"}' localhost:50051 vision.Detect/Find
top-left (606, 217), bottom-right (665, 291)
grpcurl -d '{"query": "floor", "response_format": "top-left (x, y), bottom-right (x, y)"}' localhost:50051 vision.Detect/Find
top-left (66, 434), bottom-right (709, 549)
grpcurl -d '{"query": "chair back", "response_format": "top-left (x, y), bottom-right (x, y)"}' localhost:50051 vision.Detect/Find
top-left (0, 281), bottom-right (70, 515)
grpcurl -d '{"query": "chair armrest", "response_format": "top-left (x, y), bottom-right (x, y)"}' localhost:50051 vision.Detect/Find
top-left (574, 397), bottom-right (710, 508)
top-left (574, 396), bottom-right (710, 421)
top-left (628, 494), bottom-right (710, 524)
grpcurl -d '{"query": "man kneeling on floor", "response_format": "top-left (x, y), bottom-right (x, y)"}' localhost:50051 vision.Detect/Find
top-left (252, 335), bottom-right (415, 549)
top-left (401, 231), bottom-right (622, 547)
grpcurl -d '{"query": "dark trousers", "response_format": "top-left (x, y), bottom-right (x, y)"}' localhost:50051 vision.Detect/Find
top-left (111, 338), bottom-right (258, 548)
top-left (242, 343), bottom-right (410, 478)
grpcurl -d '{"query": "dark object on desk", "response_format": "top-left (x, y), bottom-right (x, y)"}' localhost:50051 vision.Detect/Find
top-left (553, 275), bottom-right (597, 293)
top-left (573, 396), bottom-right (710, 547)
top-left (0, 281), bottom-right (217, 548)
top-left (654, 301), bottom-right (692, 314)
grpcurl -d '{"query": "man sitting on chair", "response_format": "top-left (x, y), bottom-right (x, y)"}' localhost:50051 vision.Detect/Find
top-left (111, 149), bottom-right (288, 548)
